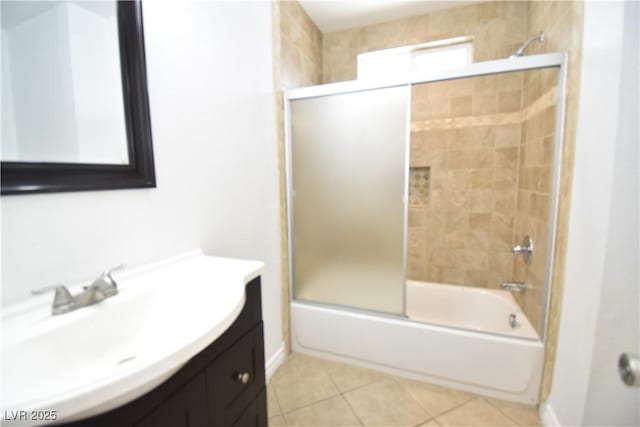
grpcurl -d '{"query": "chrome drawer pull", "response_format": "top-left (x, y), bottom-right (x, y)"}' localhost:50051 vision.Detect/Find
top-left (236, 372), bottom-right (250, 384)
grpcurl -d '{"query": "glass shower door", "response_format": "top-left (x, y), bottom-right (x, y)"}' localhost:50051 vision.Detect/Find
top-left (289, 86), bottom-right (409, 315)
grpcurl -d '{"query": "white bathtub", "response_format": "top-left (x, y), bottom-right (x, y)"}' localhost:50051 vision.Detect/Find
top-left (406, 280), bottom-right (539, 340)
top-left (291, 280), bottom-right (544, 404)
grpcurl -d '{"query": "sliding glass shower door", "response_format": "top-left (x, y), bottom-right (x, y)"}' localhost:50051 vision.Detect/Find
top-left (289, 86), bottom-right (409, 315)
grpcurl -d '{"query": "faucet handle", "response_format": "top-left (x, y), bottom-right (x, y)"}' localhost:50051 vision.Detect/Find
top-left (512, 235), bottom-right (534, 264)
top-left (32, 285), bottom-right (76, 315)
top-left (89, 264), bottom-right (125, 297)
top-left (32, 284), bottom-right (68, 295)
top-left (102, 264), bottom-right (126, 279)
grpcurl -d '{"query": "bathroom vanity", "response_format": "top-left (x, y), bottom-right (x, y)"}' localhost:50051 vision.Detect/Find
top-left (1, 252), bottom-right (267, 427)
top-left (63, 277), bottom-right (266, 427)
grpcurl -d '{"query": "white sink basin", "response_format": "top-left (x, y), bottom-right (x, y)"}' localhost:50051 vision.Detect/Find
top-left (1, 251), bottom-right (263, 425)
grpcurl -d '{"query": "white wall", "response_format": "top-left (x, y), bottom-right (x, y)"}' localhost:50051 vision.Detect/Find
top-left (544, 2), bottom-right (639, 425)
top-left (0, 1), bottom-right (283, 361)
top-left (582, 1), bottom-right (639, 423)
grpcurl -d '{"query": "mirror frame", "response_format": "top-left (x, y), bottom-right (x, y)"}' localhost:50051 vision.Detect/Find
top-left (1, 1), bottom-right (155, 195)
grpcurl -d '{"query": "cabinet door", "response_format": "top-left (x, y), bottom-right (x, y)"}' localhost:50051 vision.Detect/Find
top-left (136, 373), bottom-right (208, 427)
top-left (231, 389), bottom-right (267, 427)
top-left (207, 324), bottom-right (266, 425)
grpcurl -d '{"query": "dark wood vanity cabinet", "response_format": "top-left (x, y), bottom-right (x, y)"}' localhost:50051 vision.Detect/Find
top-left (135, 373), bottom-right (208, 427)
top-left (62, 277), bottom-right (267, 427)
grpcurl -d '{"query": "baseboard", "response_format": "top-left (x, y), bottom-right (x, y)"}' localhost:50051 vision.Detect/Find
top-left (265, 342), bottom-right (286, 381)
top-left (540, 401), bottom-right (561, 427)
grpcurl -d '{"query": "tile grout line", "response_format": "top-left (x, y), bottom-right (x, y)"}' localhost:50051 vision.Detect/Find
top-left (272, 361), bottom-right (345, 417)
top-left (387, 376), bottom-right (435, 425)
top-left (484, 397), bottom-right (539, 426)
top-left (269, 385), bottom-right (288, 425)
top-left (326, 369), bottom-right (434, 427)
top-left (273, 385), bottom-right (340, 416)
top-left (428, 395), bottom-right (480, 422)
top-left (271, 386), bottom-right (286, 421)
top-left (269, 354), bottom-right (342, 417)
top-left (321, 363), bottom-right (365, 426)
top-left (339, 391), bottom-right (366, 427)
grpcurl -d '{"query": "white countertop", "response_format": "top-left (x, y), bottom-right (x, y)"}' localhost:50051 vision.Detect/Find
top-left (1, 250), bottom-right (263, 425)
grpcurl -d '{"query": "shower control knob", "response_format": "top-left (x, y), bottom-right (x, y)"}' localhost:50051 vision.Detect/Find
top-left (512, 235), bottom-right (534, 264)
top-left (236, 372), bottom-right (250, 384)
top-left (619, 353), bottom-right (640, 387)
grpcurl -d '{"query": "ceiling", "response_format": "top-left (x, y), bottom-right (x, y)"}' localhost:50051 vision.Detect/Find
top-left (298, 1), bottom-right (481, 33)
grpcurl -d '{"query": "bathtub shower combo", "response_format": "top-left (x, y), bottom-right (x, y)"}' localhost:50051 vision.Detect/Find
top-left (285, 53), bottom-right (567, 404)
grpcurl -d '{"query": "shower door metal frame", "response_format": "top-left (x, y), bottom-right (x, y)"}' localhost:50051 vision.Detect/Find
top-left (284, 52), bottom-right (567, 343)
top-left (283, 84), bottom-right (412, 317)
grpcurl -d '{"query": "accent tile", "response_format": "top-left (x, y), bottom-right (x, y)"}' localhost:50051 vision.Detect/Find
top-left (344, 379), bottom-right (430, 427)
top-left (409, 167), bottom-right (432, 207)
top-left (284, 395), bottom-right (361, 427)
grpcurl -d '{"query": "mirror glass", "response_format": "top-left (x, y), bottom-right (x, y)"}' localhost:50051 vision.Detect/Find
top-left (1, 1), bottom-right (129, 165)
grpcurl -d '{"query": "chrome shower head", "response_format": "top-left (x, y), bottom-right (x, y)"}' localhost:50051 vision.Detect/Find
top-left (510, 31), bottom-right (545, 58)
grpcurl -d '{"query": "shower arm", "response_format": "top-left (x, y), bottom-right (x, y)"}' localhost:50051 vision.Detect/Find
top-left (510, 32), bottom-right (545, 58)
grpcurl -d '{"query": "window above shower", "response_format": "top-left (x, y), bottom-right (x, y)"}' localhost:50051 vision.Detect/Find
top-left (357, 37), bottom-right (473, 81)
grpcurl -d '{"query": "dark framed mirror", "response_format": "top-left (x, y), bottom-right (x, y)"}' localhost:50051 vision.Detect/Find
top-left (1, 1), bottom-right (155, 195)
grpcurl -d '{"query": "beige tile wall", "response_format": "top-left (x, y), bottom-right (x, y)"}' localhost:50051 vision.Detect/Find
top-left (524, 0), bottom-right (585, 402)
top-left (409, 73), bottom-right (524, 290)
top-left (513, 68), bottom-right (559, 336)
top-left (272, 0), bottom-right (323, 353)
top-left (277, 1), bottom-right (322, 88)
top-left (322, 1), bottom-right (527, 83)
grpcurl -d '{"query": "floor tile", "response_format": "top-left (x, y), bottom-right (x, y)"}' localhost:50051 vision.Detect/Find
top-left (271, 354), bottom-right (340, 413)
top-left (343, 379), bottom-right (430, 427)
top-left (486, 398), bottom-right (542, 426)
top-left (322, 359), bottom-right (389, 393)
top-left (267, 385), bottom-right (281, 417)
top-left (271, 353), bottom-right (327, 388)
top-left (269, 415), bottom-right (287, 426)
top-left (284, 395), bottom-right (361, 426)
top-left (396, 377), bottom-right (475, 417)
top-left (436, 399), bottom-right (518, 426)
top-left (269, 353), bottom-right (541, 427)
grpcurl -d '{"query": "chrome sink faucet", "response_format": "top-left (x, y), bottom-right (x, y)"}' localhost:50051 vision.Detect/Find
top-left (32, 265), bottom-right (124, 315)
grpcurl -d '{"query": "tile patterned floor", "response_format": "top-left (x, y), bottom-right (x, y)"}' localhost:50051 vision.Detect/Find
top-left (267, 353), bottom-right (542, 427)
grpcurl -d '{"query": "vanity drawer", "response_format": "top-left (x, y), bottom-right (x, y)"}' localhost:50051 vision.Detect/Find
top-left (206, 324), bottom-right (265, 426)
